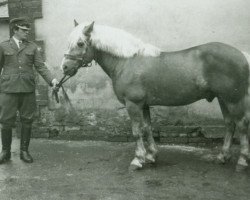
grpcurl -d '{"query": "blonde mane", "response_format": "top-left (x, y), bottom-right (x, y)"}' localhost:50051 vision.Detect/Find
top-left (68, 23), bottom-right (161, 58)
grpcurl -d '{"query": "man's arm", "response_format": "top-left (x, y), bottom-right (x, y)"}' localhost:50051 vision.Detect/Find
top-left (33, 46), bottom-right (54, 85)
top-left (33, 45), bottom-right (59, 90)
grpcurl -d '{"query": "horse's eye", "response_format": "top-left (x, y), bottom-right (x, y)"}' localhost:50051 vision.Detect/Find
top-left (77, 42), bottom-right (84, 47)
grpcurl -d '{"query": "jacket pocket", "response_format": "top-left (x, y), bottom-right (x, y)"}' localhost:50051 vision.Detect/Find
top-left (25, 52), bottom-right (34, 56)
top-left (0, 75), bottom-right (11, 92)
top-left (0, 74), bottom-right (36, 93)
top-left (0, 75), bottom-right (10, 81)
top-left (4, 52), bottom-right (15, 64)
top-left (4, 52), bottom-right (14, 56)
top-left (21, 73), bottom-right (35, 86)
top-left (25, 52), bottom-right (34, 63)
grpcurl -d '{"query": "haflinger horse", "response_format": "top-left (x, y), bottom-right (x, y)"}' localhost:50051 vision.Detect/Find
top-left (61, 21), bottom-right (250, 172)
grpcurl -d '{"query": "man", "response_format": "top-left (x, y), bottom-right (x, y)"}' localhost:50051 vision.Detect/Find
top-left (0, 17), bottom-right (59, 164)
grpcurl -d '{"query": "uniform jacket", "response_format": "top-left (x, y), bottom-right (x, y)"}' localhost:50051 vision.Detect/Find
top-left (0, 38), bottom-right (53, 93)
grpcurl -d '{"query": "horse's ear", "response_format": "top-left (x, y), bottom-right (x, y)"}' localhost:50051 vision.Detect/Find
top-left (74, 19), bottom-right (79, 27)
top-left (83, 21), bottom-right (95, 36)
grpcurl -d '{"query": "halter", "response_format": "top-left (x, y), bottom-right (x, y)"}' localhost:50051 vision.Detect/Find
top-left (64, 53), bottom-right (92, 69)
top-left (63, 38), bottom-right (93, 69)
top-left (53, 38), bottom-right (94, 103)
top-left (52, 52), bottom-right (92, 103)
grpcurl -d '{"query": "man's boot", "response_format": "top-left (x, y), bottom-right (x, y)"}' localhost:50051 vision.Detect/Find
top-left (0, 128), bottom-right (12, 164)
top-left (20, 124), bottom-right (33, 163)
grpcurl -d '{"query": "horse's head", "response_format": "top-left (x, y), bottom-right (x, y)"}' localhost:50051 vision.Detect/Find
top-left (61, 21), bottom-right (95, 76)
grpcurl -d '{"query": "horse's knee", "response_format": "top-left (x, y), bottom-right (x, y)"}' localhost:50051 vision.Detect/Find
top-left (237, 117), bottom-right (249, 131)
top-left (141, 123), bottom-right (149, 134)
top-left (224, 117), bottom-right (235, 130)
top-left (131, 123), bottom-right (143, 137)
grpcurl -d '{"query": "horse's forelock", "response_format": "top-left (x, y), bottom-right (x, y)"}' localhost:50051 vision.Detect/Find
top-left (68, 24), bottom-right (88, 49)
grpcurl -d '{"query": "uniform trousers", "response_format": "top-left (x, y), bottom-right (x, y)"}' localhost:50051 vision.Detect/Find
top-left (0, 92), bottom-right (36, 128)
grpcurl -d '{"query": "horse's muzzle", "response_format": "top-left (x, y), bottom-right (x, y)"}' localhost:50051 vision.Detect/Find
top-left (62, 65), bottom-right (78, 77)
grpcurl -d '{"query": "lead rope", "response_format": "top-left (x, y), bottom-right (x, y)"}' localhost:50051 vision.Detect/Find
top-left (52, 62), bottom-right (92, 103)
top-left (52, 74), bottom-right (70, 103)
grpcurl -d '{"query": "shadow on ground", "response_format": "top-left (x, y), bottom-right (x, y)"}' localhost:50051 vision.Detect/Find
top-left (0, 138), bottom-right (250, 200)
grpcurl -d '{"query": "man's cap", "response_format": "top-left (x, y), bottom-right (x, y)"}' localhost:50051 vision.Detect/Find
top-left (10, 17), bottom-right (31, 30)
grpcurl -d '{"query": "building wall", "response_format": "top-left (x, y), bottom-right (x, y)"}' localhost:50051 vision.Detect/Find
top-left (4, 0), bottom-right (250, 141)
top-left (0, 23), bottom-right (9, 41)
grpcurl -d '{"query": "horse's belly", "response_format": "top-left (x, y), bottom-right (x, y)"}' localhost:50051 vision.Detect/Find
top-left (146, 88), bottom-right (204, 106)
top-left (144, 76), bottom-right (207, 106)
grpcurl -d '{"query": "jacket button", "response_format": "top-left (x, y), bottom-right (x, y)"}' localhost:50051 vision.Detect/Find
top-left (19, 66), bottom-right (21, 69)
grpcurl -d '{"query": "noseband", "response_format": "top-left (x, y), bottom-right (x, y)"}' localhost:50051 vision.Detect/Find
top-left (64, 53), bottom-right (92, 69)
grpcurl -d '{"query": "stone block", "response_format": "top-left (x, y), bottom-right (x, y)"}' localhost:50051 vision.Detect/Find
top-left (188, 137), bottom-right (211, 143)
top-left (160, 137), bottom-right (188, 144)
top-left (37, 100), bottom-right (48, 106)
top-left (108, 136), bottom-right (128, 142)
top-left (202, 126), bottom-right (226, 138)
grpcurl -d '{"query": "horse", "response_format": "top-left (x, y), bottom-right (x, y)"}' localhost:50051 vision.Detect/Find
top-left (61, 21), bottom-right (250, 172)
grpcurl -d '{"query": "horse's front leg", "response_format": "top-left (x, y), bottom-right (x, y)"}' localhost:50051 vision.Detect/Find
top-left (126, 100), bottom-right (146, 170)
top-left (143, 105), bottom-right (158, 163)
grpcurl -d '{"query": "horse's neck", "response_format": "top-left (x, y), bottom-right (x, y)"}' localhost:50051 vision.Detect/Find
top-left (94, 50), bottom-right (125, 78)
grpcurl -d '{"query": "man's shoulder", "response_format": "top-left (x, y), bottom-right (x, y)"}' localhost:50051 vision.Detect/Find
top-left (26, 41), bottom-right (38, 47)
top-left (26, 41), bottom-right (41, 50)
top-left (0, 39), bottom-right (10, 46)
top-left (26, 41), bottom-right (44, 53)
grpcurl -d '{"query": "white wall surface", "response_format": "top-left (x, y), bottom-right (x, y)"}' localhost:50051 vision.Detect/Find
top-left (0, 23), bottom-right (9, 41)
top-left (34, 0), bottom-right (250, 119)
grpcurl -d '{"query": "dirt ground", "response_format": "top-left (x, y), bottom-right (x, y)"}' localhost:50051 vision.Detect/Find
top-left (0, 138), bottom-right (250, 200)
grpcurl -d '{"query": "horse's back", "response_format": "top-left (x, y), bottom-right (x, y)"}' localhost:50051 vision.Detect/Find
top-left (198, 42), bottom-right (249, 103)
top-left (115, 42), bottom-right (249, 106)
top-left (149, 42), bottom-right (249, 104)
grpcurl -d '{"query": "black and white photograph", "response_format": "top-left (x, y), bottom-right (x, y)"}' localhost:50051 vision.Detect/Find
top-left (0, 0), bottom-right (250, 199)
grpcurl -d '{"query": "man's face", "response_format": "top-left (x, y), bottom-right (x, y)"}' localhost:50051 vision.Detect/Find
top-left (14, 27), bottom-right (29, 41)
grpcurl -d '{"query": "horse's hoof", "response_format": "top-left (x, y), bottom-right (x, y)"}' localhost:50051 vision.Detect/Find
top-left (235, 164), bottom-right (248, 173)
top-left (129, 158), bottom-right (143, 171)
top-left (216, 154), bottom-right (226, 164)
top-left (216, 153), bottom-right (231, 164)
top-left (129, 164), bottom-right (142, 171)
top-left (145, 154), bottom-right (156, 164)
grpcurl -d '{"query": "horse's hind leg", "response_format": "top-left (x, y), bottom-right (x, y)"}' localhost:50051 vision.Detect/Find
top-left (235, 116), bottom-right (249, 172)
top-left (235, 94), bottom-right (250, 171)
top-left (218, 98), bottom-right (250, 171)
top-left (126, 100), bottom-right (146, 170)
top-left (142, 105), bottom-right (158, 163)
top-left (217, 99), bottom-right (236, 163)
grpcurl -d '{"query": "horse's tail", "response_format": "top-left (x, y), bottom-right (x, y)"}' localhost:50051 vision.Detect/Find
top-left (242, 51), bottom-right (250, 94)
top-left (242, 51), bottom-right (250, 67)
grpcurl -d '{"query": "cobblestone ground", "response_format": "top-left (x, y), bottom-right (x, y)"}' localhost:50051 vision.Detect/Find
top-left (0, 138), bottom-right (250, 200)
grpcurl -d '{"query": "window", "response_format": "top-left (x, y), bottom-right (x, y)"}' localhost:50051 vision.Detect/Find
top-left (0, 0), bottom-right (9, 20)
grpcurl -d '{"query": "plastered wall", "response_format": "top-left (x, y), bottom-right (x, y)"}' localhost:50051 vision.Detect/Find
top-left (35, 0), bottom-right (250, 120)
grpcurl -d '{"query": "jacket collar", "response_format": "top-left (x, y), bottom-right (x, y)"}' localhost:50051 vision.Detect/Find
top-left (9, 37), bottom-right (28, 53)
top-left (9, 38), bottom-right (19, 51)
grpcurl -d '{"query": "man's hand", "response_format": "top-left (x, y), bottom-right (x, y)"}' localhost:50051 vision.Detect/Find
top-left (51, 78), bottom-right (59, 92)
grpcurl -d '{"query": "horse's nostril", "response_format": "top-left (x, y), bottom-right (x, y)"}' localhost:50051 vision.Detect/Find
top-left (63, 65), bottom-right (68, 70)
